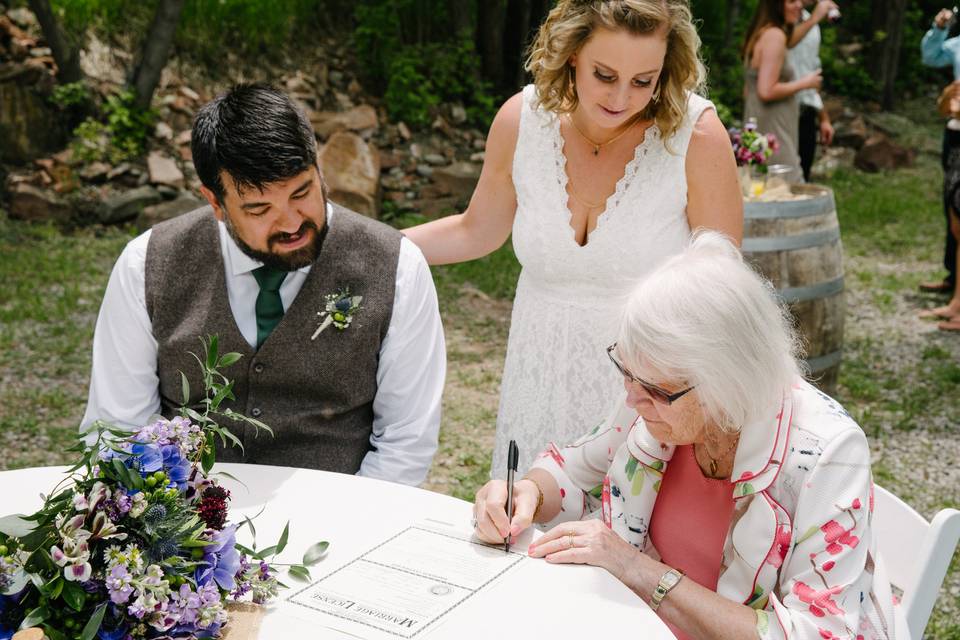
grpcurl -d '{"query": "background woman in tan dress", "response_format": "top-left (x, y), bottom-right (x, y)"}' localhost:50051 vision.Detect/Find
top-left (742, 0), bottom-right (823, 183)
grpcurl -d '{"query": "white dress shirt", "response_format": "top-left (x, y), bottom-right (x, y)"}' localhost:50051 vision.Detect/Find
top-left (81, 206), bottom-right (445, 486)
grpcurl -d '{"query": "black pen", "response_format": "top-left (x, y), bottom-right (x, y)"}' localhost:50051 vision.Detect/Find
top-left (504, 439), bottom-right (519, 553)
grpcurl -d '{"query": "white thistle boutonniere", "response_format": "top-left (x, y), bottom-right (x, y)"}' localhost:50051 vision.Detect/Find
top-left (312, 288), bottom-right (363, 339)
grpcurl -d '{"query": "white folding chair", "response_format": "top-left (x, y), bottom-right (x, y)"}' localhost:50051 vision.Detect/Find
top-left (872, 484), bottom-right (960, 640)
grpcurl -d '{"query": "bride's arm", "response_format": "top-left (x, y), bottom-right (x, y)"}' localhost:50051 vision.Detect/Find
top-left (685, 108), bottom-right (744, 246)
top-left (402, 92), bottom-right (522, 265)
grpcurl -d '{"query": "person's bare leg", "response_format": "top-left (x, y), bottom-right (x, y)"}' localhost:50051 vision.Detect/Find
top-left (934, 211), bottom-right (960, 329)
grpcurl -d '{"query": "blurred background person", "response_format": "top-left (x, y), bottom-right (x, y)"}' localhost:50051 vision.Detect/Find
top-left (786, 0), bottom-right (838, 182)
top-left (921, 6), bottom-right (960, 295)
top-left (920, 79), bottom-right (960, 331)
top-left (742, 0), bottom-right (823, 183)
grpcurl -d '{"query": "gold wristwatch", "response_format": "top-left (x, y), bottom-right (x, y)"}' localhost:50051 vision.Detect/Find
top-left (649, 568), bottom-right (684, 612)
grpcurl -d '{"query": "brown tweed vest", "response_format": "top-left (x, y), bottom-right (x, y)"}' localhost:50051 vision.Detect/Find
top-left (144, 204), bottom-right (400, 472)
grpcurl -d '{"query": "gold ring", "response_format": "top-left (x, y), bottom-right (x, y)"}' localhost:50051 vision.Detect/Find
top-left (568, 533), bottom-right (575, 549)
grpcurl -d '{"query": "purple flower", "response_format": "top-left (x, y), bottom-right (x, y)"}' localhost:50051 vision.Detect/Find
top-left (196, 525), bottom-right (241, 592)
top-left (106, 565), bottom-right (135, 605)
top-left (160, 445), bottom-right (191, 491)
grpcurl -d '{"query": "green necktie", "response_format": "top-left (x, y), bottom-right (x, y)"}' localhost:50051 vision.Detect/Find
top-left (252, 265), bottom-right (288, 348)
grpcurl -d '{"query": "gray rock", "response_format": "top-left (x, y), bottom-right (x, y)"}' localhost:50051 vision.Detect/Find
top-left (7, 8), bottom-right (38, 29)
top-left (107, 163), bottom-right (132, 180)
top-left (450, 103), bottom-right (467, 124)
top-left (854, 135), bottom-right (915, 173)
top-left (156, 184), bottom-right (180, 200)
top-left (415, 165), bottom-right (434, 178)
top-left (99, 186), bottom-right (162, 224)
top-left (431, 162), bottom-right (480, 200)
top-left (9, 183), bottom-right (70, 222)
top-left (424, 153), bottom-right (447, 166)
top-left (137, 194), bottom-right (204, 231)
top-left (147, 151), bottom-right (185, 189)
top-left (79, 161), bottom-right (111, 183)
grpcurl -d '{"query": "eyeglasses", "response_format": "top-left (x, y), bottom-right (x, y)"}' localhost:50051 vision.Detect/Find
top-left (606, 343), bottom-right (695, 405)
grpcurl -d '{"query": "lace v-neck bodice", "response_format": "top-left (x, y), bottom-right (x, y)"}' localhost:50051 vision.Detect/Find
top-left (551, 110), bottom-right (659, 244)
top-left (492, 85), bottom-right (715, 475)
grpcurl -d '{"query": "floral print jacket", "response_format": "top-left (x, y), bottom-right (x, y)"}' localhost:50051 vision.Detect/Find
top-left (528, 380), bottom-right (896, 640)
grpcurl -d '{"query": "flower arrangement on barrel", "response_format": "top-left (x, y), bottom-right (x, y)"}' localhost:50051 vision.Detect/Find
top-left (728, 117), bottom-right (780, 198)
top-left (0, 338), bottom-right (328, 640)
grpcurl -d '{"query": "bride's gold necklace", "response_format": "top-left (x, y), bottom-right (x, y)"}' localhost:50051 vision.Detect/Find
top-left (564, 113), bottom-right (644, 210)
top-left (566, 112), bottom-right (640, 156)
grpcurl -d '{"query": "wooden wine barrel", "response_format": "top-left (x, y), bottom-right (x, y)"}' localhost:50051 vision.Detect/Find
top-left (742, 184), bottom-right (845, 394)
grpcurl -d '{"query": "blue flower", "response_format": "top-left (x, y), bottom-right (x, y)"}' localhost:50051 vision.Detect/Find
top-left (195, 525), bottom-right (241, 592)
top-left (127, 442), bottom-right (163, 476)
top-left (335, 297), bottom-right (352, 312)
top-left (160, 444), bottom-right (192, 491)
top-left (96, 622), bottom-right (128, 640)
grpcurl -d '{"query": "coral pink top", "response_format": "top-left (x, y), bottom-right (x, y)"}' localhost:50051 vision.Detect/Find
top-left (649, 444), bottom-right (736, 640)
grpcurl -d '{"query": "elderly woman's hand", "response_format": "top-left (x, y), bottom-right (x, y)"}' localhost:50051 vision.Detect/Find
top-left (473, 478), bottom-right (540, 544)
top-left (528, 519), bottom-right (643, 583)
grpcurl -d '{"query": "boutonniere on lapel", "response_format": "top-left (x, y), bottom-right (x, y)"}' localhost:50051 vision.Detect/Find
top-left (312, 288), bottom-right (363, 339)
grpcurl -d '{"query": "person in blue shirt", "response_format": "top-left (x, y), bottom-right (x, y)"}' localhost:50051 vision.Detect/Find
top-left (921, 8), bottom-right (960, 296)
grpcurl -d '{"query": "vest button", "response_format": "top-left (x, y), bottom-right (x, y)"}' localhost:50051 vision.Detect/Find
top-left (253, 363), bottom-right (264, 373)
top-left (251, 407), bottom-right (262, 417)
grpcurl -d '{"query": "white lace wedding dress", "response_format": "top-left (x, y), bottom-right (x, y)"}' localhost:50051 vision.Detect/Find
top-left (491, 85), bottom-right (716, 475)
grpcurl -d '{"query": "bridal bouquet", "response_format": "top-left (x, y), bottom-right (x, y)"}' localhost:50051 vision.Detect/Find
top-left (728, 117), bottom-right (779, 167)
top-left (0, 338), bottom-right (327, 640)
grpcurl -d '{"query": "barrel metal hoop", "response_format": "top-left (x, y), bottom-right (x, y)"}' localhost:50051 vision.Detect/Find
top-left (744, 193), bottom-right (836, 219)
top-left (778, 277), bottom-right (845, 303)
top-left (805, 350), bottom-right (843, 373)
top-left (743, 227), bottom-right (841, 253)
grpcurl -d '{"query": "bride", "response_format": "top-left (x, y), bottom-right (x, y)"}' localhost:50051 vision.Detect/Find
top-left (403, 0), bottom-right (743, 474)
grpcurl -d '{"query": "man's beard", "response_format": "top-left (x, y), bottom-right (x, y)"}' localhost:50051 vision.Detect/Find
top-left (224, 217), bottom-right (324, 271)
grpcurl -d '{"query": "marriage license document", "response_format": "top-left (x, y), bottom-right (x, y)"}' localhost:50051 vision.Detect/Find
top-left (285, 525), bottom-right (526, 639)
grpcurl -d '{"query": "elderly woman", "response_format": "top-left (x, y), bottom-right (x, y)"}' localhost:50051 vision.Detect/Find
top-left (473, 232), bottom-right (895, 640)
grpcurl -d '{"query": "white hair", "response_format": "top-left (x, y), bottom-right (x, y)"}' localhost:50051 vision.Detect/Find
top-left (616, 230), bottom-right (804, 431)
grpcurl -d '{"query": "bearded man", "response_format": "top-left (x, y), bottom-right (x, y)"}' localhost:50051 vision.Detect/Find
top-left (81, 83), bottom-right (445, 486)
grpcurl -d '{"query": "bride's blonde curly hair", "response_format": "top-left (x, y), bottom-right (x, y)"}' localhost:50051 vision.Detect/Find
top-left (526, 0), bottom-right (706, 143)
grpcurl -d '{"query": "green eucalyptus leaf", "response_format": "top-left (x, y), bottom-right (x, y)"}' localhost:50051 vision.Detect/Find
top-left (212, 470), bottom-right (247, 490)
top-left (80, 602), bottom-right (108, 640)
top-left (20, 605), bottom-right (49, 629)
top-left (275, 521), bottom-right (290, 555)
top-left (302, 541), bottom-right (329, 565)
top-left (206, 335), bottom-right (219, 369)
top-left (201, 432), bottom-right (216, 475)
top-left (234, 542), bottom-right (262, 560)
top-left (0, 514), bottom-right (35, 538)
top-left (42, 624), bottom-right (67, 640)
top-left (218, 352), bottom-right (243, 368)
top-left (287, 565), bottom-right (311, 583)
top-left (219, 427), bottom-right (244, 452)
top-left (181, 371), bottom-right (191, 406)
top-left (210, 381), bottom-right (235, 411)
top-left (256, 545), bottom-right (278, 558)
top-left (62, 580), bottom-right (86, 612)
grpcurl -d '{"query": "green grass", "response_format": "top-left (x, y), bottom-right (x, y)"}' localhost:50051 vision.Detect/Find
top-left (830, 156), bottom-right (945, 260)
top-left (0, 213), bottom-right (134, 469)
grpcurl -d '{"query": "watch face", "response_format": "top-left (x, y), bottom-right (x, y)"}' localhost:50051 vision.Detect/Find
top-left (661, 570), bottom-right (682, 589)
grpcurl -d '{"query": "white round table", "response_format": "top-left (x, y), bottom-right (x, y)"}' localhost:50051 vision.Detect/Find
top-left (0, 464), bottom-right (676, 639)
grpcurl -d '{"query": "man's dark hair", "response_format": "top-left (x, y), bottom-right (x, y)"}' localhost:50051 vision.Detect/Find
top-left (191, 83), bottom-right (317, 203)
